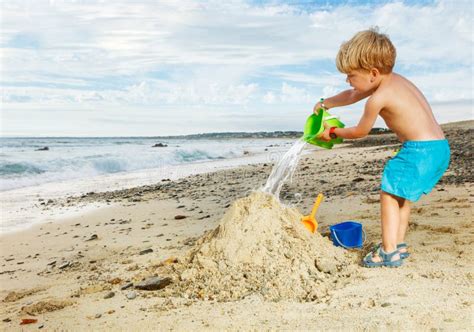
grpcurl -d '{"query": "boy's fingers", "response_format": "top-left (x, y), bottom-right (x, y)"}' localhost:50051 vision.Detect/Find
top-left (316, 131), bottom-right (329, 141)
top-left (313, 102), bottom-right (322, 115)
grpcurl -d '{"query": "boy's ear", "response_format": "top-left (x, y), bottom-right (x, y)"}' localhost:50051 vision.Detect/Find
top-left (370, 68), bottom-right (380, 78)
top-left (369, 68), bottom-right (380, 83)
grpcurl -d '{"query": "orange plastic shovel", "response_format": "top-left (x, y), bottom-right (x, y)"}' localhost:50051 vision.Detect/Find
top-left (301, 193), bottom-right (323, 233)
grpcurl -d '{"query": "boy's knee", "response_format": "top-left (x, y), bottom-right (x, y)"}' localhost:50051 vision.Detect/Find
top-left (381, 190), bottom-right (406, 205)
top-left (380, 190), bottom-right (394, 199)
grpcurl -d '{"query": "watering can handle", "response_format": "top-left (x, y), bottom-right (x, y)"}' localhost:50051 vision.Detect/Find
top-left (331, 228), bottom-right (367, 250)
top-left (310, 193), bottom-right (323, 218)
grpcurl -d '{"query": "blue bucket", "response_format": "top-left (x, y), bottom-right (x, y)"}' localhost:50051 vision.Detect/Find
top-left (329, 221), bottom-right (365, 249)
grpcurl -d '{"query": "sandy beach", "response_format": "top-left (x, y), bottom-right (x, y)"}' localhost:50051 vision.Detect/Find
top-left (1, 121), bottom-right (472, 331)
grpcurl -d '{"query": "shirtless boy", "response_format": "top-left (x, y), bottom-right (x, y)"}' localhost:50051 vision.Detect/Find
top-left (315, 28), bottom-right (450, 267)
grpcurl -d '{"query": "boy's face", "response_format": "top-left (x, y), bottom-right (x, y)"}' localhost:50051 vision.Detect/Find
top-left (345, 70), bottom-right (373, 92)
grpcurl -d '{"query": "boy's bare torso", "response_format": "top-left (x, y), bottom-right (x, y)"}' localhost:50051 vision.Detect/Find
top-left (372, 73), bottom-right (445, 142)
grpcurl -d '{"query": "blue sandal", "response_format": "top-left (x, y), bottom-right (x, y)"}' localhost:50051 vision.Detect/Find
top-left (373, 242), bottom-right (410, 259)
top-left (362, 246), bottom-right (403, 268)
top-left (397, 242), bottom-right (410, 259)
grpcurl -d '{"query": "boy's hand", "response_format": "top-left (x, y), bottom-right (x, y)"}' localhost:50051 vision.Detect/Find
top-left (313, 101), bottom-right (324, 115)
top-left (317, 122), bottom-right (332, 142)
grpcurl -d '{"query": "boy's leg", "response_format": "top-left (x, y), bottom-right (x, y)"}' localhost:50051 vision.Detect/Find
top-left (370, 191), bottom-right (402, 262)
top-left (397, 198), bottom-right (410, 250)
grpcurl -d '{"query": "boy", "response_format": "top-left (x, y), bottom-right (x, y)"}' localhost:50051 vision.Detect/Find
top-left (315, 28), bottom-right (450, 268)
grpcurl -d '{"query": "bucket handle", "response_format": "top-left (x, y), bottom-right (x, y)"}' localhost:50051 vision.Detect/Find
top-left (323, 115), bottom-right (340, 121)
top-left (331, 228), bottom-right (366, 250)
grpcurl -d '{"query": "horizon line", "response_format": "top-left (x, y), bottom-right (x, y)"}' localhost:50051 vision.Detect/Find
top-left (0, 119), bottom-right (471, 139)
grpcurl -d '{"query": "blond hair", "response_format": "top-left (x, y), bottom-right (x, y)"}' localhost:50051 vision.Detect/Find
top-left (336, 28), bottom-right (396, 74)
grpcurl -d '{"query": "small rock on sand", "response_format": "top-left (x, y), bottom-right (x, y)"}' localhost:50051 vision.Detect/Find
top-left (120, 282), bottom-right (133, 290)
top-left (104, 291), bottom-right (115, 299)
top-left (126, 291), bottom-right (137, 300)
top-left (135, 277), bottom-right (172, 290)
top-left (85, 234), bottom-right (98, 241)
top-left (139, 248), bottom-right (153, 255)
top-left (58, 261), bottom-right (70, 269)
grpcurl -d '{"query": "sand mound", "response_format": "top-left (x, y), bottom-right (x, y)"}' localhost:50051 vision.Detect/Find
top-left (160, 192), bottom-right (358, 302)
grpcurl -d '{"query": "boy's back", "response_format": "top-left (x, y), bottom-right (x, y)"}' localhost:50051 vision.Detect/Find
top-left (374, 72), bottom-right (445, 142)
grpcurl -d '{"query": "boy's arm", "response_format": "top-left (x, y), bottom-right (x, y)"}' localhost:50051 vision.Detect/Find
top-left (319, 96), bottom-right (382, 140)
top-left (314, 89), bottom-right (371, 114)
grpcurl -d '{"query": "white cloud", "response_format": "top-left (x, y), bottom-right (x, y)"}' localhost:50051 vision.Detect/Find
top-left (263, 91), bottom-right (276, 104)
top-left (2, 1), bottom-right (469, 73)
top-left (280, 82), bottom-right (314, 103)
top-left (408, 69), bottom-right (473, 102)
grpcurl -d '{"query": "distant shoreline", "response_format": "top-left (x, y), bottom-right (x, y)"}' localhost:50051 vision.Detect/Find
top-left (1, 120), bottom-right (471, 140)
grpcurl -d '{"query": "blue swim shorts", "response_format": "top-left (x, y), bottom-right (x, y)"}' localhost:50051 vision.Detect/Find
top-left (381, 139), bottom-right (450, 202)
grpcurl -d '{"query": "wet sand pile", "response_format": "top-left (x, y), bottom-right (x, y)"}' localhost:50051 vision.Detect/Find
top-left (160, 192), bottom-right (358, 302)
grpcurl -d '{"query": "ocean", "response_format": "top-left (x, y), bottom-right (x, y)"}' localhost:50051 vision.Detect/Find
top-left (0, 136), bottom-right (299, 233)
top-left (0, 136), bottom-right (295, 192)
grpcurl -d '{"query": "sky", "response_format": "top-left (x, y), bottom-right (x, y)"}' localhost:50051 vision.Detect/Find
top-left (0, 0), bottom-right (472, 137)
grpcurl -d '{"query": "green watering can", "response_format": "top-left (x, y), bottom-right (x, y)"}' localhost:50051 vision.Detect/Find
top-left (303, 108), bottom-right (345, 149)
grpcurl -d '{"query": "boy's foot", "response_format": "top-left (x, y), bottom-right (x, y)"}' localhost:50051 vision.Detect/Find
top-left (397, 242), bottom-right (410, 259)
top-left (362, 246), bottom-right (403, 268)
top-left (373, 242), bottom-right (410, 259)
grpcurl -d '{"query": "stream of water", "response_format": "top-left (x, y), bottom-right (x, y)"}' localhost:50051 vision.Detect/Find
top-left (262, 138), bottom-right (307, 200)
